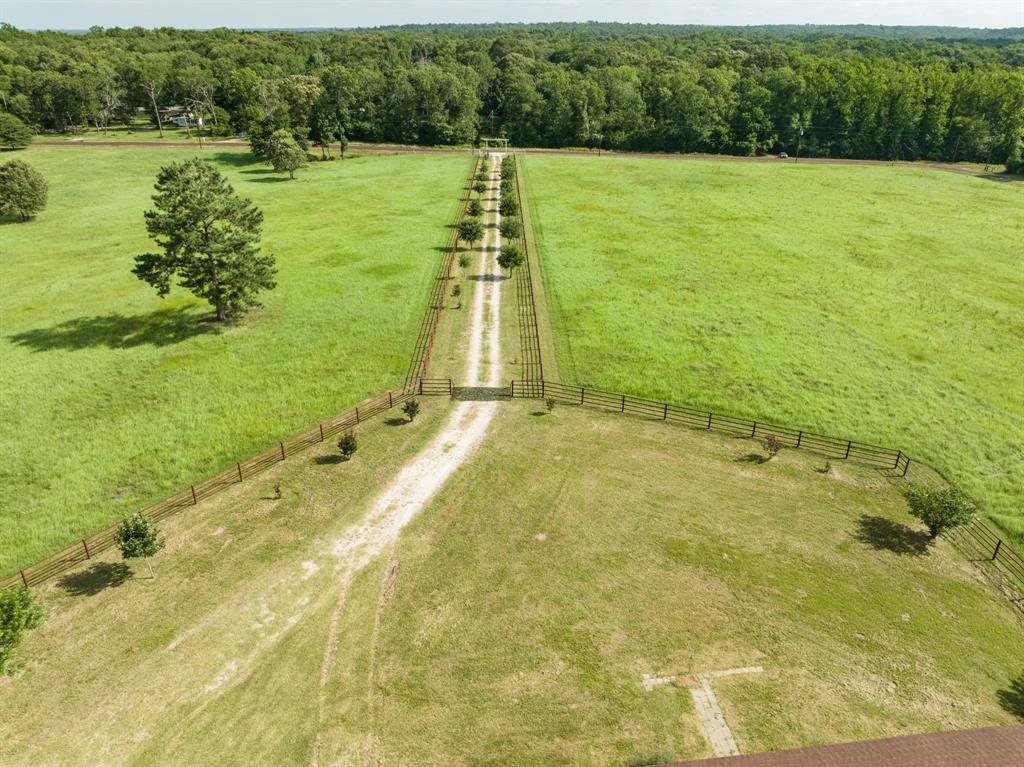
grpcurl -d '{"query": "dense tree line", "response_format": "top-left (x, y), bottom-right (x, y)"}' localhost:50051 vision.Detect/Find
top-left (1, 22), bottom-right (1021, 163)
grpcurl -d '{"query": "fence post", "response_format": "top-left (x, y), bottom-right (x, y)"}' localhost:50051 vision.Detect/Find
top-left (707, 412), bottom-right (713, 429)
top-left (796, 431), bottom-right (803, 449)
top-left (580, 387), bottom-right (585, 405)
top-left (844, 441), bottom-right (852, 459)
top-left (751, 421), bottom-right (757, 438)
top-left (663, 402), bottom-right (668, 420)
top-left (993, 540), bottom-right (1002, 561)
top-left (237, 462), bottom-right (243, 482)
top-left (20, 570), bottom-right (28, 588)
top-left (280, 442), bottom-right (286, 461)
top-left (902, 458), bottom-right (911, 477)
top-left (621, 394), bottom-right (626, 412)
top-left (191, 485), bottom-right (198, 505)
top-left (355, 407), bottom-right (360, 424)
top-left (82, 539), bottom-right (91, 559)
top-left (511, 380), bottom-right (515, 397)
top-left (319, 423), bottom-right (324, 441)
top-left (389, 392), bottom-right (393, 408)
top-left (542, 380), bottom-right (546, 398)
top-left (419, 378), bottom-right (424, 395)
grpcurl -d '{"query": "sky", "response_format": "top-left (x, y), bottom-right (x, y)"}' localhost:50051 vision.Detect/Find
top-left (2, 0), bottom-right (1022, 31)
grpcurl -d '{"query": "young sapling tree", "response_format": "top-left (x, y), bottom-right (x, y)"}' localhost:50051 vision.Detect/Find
top-left (338, 431), bottom-right (358, 460)
top-left (497, 243), bottom-right (524, 274)
top-left (499, 195), bottom-right (519, 217)
top-left (114, 513), bottom-right (165, 579)
top-left (499, 216), bottom-right (522, 239)
top-left (457, 217), bottom-right (484, 250)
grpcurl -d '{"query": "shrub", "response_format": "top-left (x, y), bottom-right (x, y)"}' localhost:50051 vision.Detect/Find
top-left (473, 179), bottom-right (487, 195)
top-left (0, 587), bottom-right (45, 674)
top-left (763, 434), bottom-right (783, 460)
top-left (904, 485), bottom-right (976, 539)
top-left (338, 431), bottom-right (358, 460)
top-left (458, 254), bottom-right (470, 269)
top-left (545, 397), bottom-right (556, 413)
top-left (402, 399), bottom-right (420, 422)
top-left (0, 113), bottom-right (33, 150)
top-left (451, 282), bottom-right (462, 306)
top-left (114, 513), bottom-right (165, 578)
top-left (0, 158), bottom-right (47, 221)
top-left (467, 198), bottom-right (483, 216)
top-left (1006, 147), bottom-right (1024, 176)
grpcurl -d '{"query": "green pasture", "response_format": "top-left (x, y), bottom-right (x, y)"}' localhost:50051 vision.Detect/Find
top-left (522, 154), bottom-right (1024, 542)
top-left (0, 145), bottom-right (469, 574)
top-left (5, 401), bottom-right (1017, 765)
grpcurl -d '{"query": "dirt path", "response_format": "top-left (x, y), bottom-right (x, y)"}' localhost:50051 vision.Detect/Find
top-left (309, 153), bottom-right (506, 765)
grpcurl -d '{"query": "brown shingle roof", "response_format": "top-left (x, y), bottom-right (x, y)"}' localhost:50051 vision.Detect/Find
top-left (662, 725), bottom-right (1024, 767)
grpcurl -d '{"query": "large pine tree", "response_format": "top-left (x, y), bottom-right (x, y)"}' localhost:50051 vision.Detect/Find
top-left (133, 159), bottom-right (277, 321)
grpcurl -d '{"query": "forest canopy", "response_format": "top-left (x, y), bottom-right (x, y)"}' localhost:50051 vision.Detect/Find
top-left (1, 22), bottom-right (1021, 163)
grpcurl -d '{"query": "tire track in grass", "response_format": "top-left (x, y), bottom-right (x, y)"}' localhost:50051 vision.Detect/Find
top-left (310, 153), bottom-right (507, 766)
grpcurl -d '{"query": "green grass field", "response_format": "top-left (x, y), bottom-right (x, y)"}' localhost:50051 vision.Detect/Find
top-left (0, 146), bottom-right (470, 574)
top-left (1, 402), bottom-right (1019, 765)
top-left (521, 154), bottom-right (1024, 542)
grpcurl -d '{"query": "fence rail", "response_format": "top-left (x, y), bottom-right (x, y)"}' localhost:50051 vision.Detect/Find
top-left (511, 378), bottom-right (1022, 593)
top-left (509, 154), bottom-right (544, 383)
top-left (2, 379), bottom-right (453, 591)
top-left (403, 155), bottom-right (480, 390)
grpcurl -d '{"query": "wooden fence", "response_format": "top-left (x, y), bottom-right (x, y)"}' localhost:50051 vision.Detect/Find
top-left (403, 155), bottom-right (480, 390)
top-left (511, 378), bottom-right (1024, 594)
top-left (508, 154), bottom-right (544, 383)
top-left (2, 379), bottom-right (455, 591)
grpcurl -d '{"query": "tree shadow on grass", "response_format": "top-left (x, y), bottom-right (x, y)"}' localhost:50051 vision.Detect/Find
top-left (736, 452), bottom-right (768, 464)
top-left (58, 562), bottom-right (131, 596)
top-left (210, 151), bottom-right (259, 167)
top-left (384, 417), bottom-right (408, 426)
top-left (9, 306), bottom-right (220, 351)
top-left (313, 454), bottom-right (343, 465)
top-left (854, 515), bottom-right (931, 556)
top-left (997, 674), bottom-right (1024, 720)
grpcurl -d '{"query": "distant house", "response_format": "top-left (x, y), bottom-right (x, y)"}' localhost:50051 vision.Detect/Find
top-left (159, 106), bottom-right (203, 128)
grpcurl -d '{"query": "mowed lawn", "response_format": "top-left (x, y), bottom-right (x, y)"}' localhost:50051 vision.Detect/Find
top-left (2, 401), bottom-right (1019, 766)
top-left (522, 155), bottom-right (1024, 542)
top-left (0, 146), bottom-right (469, 574)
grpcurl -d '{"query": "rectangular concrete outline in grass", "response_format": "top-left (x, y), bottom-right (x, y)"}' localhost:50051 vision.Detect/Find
top-left (690, 667), bottom-right (765, 757)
